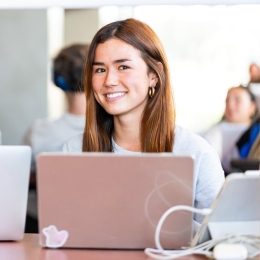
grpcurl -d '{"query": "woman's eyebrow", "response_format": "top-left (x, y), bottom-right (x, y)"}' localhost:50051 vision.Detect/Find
top-left (92, 59), bottom-right (132, 66)
top-left (114, 59), bottom-right (132, 63)
top-left (93, 62), bottom-right (104, 66)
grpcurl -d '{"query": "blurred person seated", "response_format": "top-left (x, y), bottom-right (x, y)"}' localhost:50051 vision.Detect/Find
top-left (231, 64), bottom-right (260, 171)
top-left (23, 43), bottom-right (88, 175)
top-left (248, 63), bottom-right (260, 111)
top-left (22, 43), bottom-right (89, 232)
top-left (236, 63), bottom-right (260, 166)
top-left (202, 86), bottom-right (258, 175)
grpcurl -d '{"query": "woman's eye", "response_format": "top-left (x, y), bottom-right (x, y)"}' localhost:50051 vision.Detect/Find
top-left (95, 68), bottom-right (105, 73)
top-left (119, 65), bottom-right (128, 70)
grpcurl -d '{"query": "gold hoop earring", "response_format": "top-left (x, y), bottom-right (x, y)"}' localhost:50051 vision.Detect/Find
top-left (148, 86), bottom-right (155, 98)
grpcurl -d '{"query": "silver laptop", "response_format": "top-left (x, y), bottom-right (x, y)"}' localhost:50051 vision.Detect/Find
top-left (0, 146), bottom-right (31, 240)
top-left (37, 153), bottom-right (194, 249)
top-left (191, 172), bottom-right (260, 246)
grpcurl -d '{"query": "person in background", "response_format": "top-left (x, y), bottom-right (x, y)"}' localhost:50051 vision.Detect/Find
top-left (232, 64), bottom-right (260, 165)
top-left (23, 43), bottom-right (89, 173)
top-left (202, 86), bottom-right (258, 174)
top-left (248, 63), bottom-right (260, 111)
top-left (63, 18), bottom-right (224, 234)
top-left (22, 43), bottom-right (89, 232)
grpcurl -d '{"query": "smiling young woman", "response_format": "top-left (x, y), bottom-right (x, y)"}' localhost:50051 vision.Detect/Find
top-left (63, 18), bottom-right (224, 230)
top-left (83, 18), bottom-right (174, 152)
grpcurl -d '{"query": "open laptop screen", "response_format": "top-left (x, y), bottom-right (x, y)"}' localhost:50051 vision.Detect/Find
top-left (37, 153), bottom-right (194, 249)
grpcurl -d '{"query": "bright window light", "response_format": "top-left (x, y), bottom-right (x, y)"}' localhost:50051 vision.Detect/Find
top-left (99, 5), bottom-right (260, 133)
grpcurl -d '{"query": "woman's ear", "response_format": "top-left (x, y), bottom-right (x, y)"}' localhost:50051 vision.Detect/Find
top-left (149, 73), bottom-right (158, 87)
top-left (157, 62), bottom-right (163, 71)
top-left (149, 62), bottom-right (163, 87)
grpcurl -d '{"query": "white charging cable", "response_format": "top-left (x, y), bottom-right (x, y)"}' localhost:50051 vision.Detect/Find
top-left (154, 205), bottom-right (212, 251)
top-left (145, 205), bottom-right (212, 260)
top-left (144, 205), bottom-right (260, 260)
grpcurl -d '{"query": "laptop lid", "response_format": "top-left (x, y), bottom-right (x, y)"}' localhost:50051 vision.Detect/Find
top-left (191, 172), bottom-right (260, 247)
top-left (37, 153), bottom-right (194, 249)
top-left (0, 146), bottom-right (31, 240)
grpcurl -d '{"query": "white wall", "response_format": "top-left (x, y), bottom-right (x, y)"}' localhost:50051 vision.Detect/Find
top-left (65, 9), bottom-right (99, 45)
top-left (47, 7), bottom-right (65, 119)
top-left (0, 10), bottom-right (48, 145)
top-left (0, 9), bottom-right (99, 145)
top-left (1, 0), bottom-right (260, 9)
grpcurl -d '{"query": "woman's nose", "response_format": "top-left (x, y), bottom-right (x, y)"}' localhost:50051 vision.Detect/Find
top-left (105, 68), bottom-right (119, 87)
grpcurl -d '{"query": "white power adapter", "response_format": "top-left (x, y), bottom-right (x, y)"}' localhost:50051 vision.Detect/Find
top-left (213, 243), bottom-right (248, 260)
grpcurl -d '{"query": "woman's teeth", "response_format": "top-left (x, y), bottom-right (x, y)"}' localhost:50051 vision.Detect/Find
top-left (106, 92), bottom-right (125, 98)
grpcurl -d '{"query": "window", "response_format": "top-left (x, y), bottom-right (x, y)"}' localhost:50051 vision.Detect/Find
top-left (99, 5), bottom-right (260, 133)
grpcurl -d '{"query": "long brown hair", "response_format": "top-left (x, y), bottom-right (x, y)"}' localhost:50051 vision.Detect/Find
top-left (82, 18), bottom-right (175, 152)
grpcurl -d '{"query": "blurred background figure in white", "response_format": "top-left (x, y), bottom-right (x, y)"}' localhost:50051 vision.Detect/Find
top-left (202, 86), bottom-right (258, 174)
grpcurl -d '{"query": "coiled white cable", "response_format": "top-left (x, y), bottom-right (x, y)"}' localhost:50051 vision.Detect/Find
top-left (144, 205), bottom-right (260, 260)
top-left (154, 205), bottom-right (212, 251)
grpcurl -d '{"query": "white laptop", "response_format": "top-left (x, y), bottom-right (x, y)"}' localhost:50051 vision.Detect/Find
top-left (37, 153), bottom-right (194, 249)
top-left (0, 146), bottom-right (31, 240)
top-left (192, 172), bottom-right (260, 246)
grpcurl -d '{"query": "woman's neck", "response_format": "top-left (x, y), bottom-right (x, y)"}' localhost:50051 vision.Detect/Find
top-left (113, 115), bottom-right (141, 152)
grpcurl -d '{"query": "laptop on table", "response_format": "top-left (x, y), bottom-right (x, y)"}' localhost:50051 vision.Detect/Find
top-left (0, 146), bottom-right (31, 240)
top-left (37, 153), bottom-right (194, 249)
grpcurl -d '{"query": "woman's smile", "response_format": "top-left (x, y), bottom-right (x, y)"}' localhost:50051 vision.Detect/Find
top-left (104, 91), bottom-right (127, 101)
